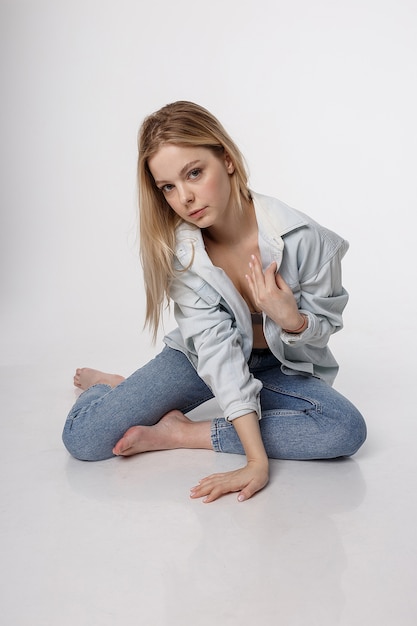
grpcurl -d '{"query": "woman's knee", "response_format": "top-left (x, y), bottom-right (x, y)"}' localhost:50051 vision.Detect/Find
top-left (334, 405), bottom-right (367, 457)
top-left (62, 416), bottom-right (115, 462)
top-left (62, 435), bottom-right (115, 461)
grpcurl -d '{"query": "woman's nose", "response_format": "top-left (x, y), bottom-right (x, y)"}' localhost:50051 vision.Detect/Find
top-left (179, 184), bottom-right (194, 205)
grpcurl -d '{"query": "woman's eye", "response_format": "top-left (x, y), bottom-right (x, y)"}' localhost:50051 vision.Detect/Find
top-left (161, 184), bottom-right (174, 193)
top-left (188, 168), bottom-right (201, 180)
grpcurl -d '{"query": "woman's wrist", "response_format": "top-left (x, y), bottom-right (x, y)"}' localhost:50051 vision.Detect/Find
top-left (247, 455), bottom-right (269, 469)
top-left (232, 412), bottom-right (269, 464)
top-left (283, 313), bottom-right (307, 334)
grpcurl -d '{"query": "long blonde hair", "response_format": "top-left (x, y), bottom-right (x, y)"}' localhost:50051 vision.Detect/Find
top-left (137, 101), bottom-right (250, 340)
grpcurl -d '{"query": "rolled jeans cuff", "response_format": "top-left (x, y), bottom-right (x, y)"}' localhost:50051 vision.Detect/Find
top-left (210, 417), bottom-right (244, 455)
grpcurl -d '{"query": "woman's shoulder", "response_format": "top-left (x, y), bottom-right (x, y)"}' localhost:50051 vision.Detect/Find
top-left (252, 191), bottom-right (308, 235)
top-left (252, 190), bottom-right (348, 254)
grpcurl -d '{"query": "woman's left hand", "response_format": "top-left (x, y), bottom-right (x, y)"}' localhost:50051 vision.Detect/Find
top-left (190, 459), bottom-right (269, 503)
top-left (246, 255), bottom-right (301, 330)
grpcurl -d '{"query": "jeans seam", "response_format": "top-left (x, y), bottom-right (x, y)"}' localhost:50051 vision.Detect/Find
top-left (211, 419), bottom-right (220, 452)
top-left (261, 382), bottom-right (323, 414)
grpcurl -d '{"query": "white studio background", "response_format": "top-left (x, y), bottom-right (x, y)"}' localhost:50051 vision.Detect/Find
top-left (1, 0), bottom-right (416, 389)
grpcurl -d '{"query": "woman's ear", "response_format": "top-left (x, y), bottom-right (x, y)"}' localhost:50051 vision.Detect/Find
top-left (224, 151), bottom-right (235, 174)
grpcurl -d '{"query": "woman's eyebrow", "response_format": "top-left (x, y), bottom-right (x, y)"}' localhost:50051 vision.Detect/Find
top-left (154, 160), bottom-right (201, 186)
top-left (179, 160), bottom-right (201, 176)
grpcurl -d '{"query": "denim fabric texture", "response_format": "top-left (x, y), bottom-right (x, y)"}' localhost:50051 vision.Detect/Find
top-left (63, 346), bottom-right (366, 462)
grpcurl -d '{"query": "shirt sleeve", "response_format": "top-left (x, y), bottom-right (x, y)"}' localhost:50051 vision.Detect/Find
top-left (169, 271), bottom-right (262, 421)
top-left (280, 238), bottom-right (349, 348)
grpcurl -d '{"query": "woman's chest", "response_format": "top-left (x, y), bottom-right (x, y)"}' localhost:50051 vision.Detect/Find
top-left (204, 242), bottom-right (260, 312)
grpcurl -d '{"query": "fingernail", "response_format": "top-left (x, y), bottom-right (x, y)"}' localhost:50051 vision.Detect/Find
top-left (238, 494), bottom-right (245, 502)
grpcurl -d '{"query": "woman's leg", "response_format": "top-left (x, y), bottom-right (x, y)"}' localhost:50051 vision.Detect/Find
top-left (211, 352), bottom-right (367, 460)
top-left (62, 346), bottom-right (214, 461)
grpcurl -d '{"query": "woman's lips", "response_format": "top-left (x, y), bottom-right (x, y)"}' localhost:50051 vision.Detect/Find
top-left (189, 206), bottom-right (207, 219)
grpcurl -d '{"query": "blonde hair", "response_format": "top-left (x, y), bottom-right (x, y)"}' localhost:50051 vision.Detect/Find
top-left (137, 100), bottom-right (250, 340)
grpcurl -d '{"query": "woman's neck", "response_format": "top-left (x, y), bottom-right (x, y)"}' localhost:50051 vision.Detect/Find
top-left (203, 197), bottom-right (256, 247)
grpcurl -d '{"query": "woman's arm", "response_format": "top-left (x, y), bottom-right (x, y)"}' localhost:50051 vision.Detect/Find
top-left (190, 411), bottom-right (269, 503)
top-left (169, 264), bottom-right (268, 502)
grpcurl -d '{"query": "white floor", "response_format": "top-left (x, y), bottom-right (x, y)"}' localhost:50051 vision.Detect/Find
top-left (1, 329), bottom-right (416, 626)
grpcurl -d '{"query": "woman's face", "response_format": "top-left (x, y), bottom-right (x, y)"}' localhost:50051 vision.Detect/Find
top-left (148, 144), bottom-right (235, 227)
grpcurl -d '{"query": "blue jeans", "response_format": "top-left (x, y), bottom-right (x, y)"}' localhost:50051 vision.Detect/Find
top-left (62, 346), bottom-right (367, 461)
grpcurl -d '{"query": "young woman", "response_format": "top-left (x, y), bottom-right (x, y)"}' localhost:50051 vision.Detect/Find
top-left (63, 101), bottom-right (367, 503)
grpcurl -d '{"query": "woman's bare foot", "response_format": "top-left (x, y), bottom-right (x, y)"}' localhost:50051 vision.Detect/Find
top-left (74, 368), bottom-right (125, 391)
top-left (113, 410), bottom-right (212, 456)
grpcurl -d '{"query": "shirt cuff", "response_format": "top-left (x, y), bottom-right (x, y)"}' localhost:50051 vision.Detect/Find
top-left (225, 398), bottom-right (262, 422)
top-left (280, 311), bottom-right (312, 345)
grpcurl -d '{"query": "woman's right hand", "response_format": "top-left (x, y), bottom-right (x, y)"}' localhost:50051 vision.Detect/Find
top-left (189, 459), bottom-right (269, 503)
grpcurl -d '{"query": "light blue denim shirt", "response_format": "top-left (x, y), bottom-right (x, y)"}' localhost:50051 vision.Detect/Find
top-left (164, 191), bottom-right (349, 422)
